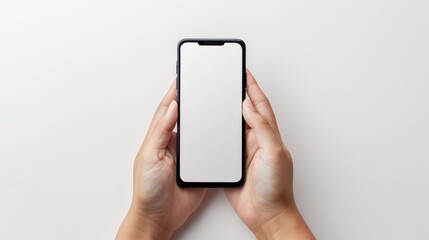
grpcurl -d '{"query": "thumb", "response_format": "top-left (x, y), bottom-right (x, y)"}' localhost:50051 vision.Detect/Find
top-left (243, 98), bottom-right (280, 151)
top-left (148, 99), bottom-right (178, 150)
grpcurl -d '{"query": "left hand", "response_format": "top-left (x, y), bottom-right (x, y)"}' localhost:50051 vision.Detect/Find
top-left (116, 80), bottom-right (207, 240)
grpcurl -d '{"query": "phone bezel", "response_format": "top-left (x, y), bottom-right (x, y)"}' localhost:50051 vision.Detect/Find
top-left (176, 38), bottom-right (246, 188)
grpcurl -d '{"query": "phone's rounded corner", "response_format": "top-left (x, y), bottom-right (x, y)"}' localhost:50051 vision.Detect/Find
top-left (230, 175), bottom-right (245, 188)
top-left (176, 174), bottom-right (188, 187)
top-left (177, 38), bottom-right (193, 50)
top-left (219, 174), bottom-right (245, 188)
top-left (232, 39), bottom-right (246, 85)
top-left (232, 39), bottom-right (246, 52)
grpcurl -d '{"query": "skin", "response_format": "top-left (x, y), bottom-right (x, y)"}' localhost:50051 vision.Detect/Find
top-left (116, 70), bottom-right (315, 240)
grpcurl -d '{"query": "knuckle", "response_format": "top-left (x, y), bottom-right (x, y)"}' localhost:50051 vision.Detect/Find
top-left (255, 116), bottom-right (270, 128)
top-left (254, 97), bottom-right (271, 108)
top-left (264, 144), bottom-right (286, 162)
top-left (283, 146), bottom-right (292, 160)
top-left (272, 144), bottom-right (285, 158)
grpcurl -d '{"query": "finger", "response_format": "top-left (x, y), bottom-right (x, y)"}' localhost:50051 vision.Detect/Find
top-left (147, 100), bottom-right (178, 150)
top-left (243, 98), bottom-right (281, 151)
top-left (246, 70), bottom-right (280, 134)
top-left (244, 94), bottom-right (251, 131)
top-left (166, 131), bottom-right (177, 163)
top-left (245, 129), bottom-right (258, 168)
top-left (147, 80), bottom-right (176, 136)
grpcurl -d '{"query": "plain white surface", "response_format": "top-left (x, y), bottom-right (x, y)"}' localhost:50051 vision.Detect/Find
top-left (1, 0), bottom-right (428, 239)
top-left (180, 42), bottom-right (243, 183)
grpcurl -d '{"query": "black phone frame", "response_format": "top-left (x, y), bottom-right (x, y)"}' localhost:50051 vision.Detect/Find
top-left (176, 38), bottom-right (246, 188)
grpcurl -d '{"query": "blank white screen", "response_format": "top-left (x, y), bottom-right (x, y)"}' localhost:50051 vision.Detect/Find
top-left (180, 42), bottom-right (242, 183)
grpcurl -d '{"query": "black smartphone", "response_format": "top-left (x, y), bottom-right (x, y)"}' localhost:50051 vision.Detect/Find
top-left (176, 38), bottom-right (246, 188)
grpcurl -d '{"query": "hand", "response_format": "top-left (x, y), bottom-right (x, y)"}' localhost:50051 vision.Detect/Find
top-left (225, 70), bottom-right (315, 240)
top-left (116, 80), bottom-right (207, 240)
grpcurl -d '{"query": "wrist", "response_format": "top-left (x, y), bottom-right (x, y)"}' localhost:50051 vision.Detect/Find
top-left (253, 206), bottom-right (315, 240)
top-left (116, 205), bottom-right (174, 240)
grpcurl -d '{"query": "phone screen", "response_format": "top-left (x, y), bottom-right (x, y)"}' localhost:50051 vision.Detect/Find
top-left (178, 39), bottom-right (245, 186)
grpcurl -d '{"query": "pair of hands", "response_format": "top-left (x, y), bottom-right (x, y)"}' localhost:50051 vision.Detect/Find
top-left (116, 71), bottom-right (315, 240)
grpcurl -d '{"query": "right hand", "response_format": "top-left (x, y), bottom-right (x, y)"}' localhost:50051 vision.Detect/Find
top-left (225, 70), bottom-right (315, 240)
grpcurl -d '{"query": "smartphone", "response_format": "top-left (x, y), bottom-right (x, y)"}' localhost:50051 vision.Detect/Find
top-left (176, 38), bottom-right (246, 187)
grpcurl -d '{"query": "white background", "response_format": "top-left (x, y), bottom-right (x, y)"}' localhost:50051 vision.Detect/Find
top-left (0, 0), bottom-right (428, 239)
